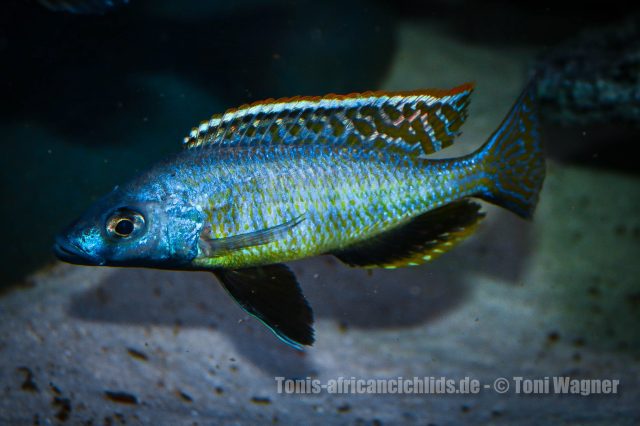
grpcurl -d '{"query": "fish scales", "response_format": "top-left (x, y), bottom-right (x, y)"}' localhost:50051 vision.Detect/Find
top-left (130, 88), bottom-right (479, 269)
top-left (155, 142), bottom-right (480, 270)
top-left (54, 82), bottom-right (544, 348)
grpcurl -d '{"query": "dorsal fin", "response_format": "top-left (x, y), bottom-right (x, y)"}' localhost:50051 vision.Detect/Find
top-left (183, 84), bottom-right (474, 156)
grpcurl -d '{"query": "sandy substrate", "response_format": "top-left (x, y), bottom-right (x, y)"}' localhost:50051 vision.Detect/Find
top-left (1, 22), bottom-right (639, 425)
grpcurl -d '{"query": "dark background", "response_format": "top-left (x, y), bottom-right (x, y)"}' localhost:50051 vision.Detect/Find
top-left (1, 0), bottom-right (638, 289)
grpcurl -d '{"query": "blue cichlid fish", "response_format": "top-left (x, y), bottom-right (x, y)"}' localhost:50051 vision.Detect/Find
top-left (54, 82), bottom-right (545, 349)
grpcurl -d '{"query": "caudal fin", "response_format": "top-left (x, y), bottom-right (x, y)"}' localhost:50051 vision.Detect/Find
top-left (476, 82), bottom-right (545, 219)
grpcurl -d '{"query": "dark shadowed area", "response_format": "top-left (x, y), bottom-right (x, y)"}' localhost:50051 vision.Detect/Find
top-left (67, 209), bottom-right (532, 378)
top-left (1, 0), bottom-right (639, 424)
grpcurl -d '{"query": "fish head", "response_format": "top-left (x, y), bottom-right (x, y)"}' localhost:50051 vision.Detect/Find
top-left (54, 185), bottom-right (205, 268)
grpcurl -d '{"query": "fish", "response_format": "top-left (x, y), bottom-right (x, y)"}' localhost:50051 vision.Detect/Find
top-left (37, 0), bottom-right (129, 14)
top-left (54, 82), bottom-right (545, 349)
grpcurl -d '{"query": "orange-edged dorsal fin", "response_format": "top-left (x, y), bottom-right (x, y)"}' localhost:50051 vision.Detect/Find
top-left (331, 199), bottom-right (484, 269)
top-left (183, 84), bottom-right (474, 156)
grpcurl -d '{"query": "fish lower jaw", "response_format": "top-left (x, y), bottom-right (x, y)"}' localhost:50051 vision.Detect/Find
top-left (53, 241), bottom-right (105, 266)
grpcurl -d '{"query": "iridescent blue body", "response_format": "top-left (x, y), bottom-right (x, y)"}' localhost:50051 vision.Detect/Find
top-left (137, 142), bottom-right (482, 269)
top-left (54, 83), bottom-right (544, 348)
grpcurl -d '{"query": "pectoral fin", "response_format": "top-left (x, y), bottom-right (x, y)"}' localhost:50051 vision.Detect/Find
top-left (213, 264), bottom-right (314, 350)
top-left (200, 214), bottom-right (305, 256)
top-left (332, 199), bottom-right (485, 268)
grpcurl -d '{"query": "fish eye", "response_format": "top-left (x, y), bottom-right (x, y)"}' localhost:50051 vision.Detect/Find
top-left (114, 218), bottom-right (134, 236)
top-left (106, 209), bottom-right (145, 239)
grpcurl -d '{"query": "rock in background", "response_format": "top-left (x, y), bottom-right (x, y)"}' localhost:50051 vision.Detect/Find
top-left (535, 16), bottom-right (640, 126)
top-left (1, 17), bottom-right (639, 425)
top-left (0, 0), bottom-right (395, 287)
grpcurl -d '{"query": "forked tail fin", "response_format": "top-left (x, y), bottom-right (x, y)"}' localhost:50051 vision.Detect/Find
top-left (476, 82), bottom-right (545, 219)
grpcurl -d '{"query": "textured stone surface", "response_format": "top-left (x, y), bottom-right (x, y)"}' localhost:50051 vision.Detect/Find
top-left (535, 16), bottom-right (640, 125)
top-left (1, 22), bottom-right (639, 426)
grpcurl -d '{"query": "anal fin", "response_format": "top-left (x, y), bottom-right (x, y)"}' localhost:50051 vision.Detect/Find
top-left (213, 264), bottom-right (314, 349)
top-left (332, 200), bottom-right (485, 269)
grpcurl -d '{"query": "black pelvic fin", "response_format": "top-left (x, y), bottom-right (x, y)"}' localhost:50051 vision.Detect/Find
top-left (213, 264), bottom-right (314, 349)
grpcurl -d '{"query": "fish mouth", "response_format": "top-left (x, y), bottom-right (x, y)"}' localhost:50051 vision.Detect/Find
top-left (53, 237), bottom-right (104, 266)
